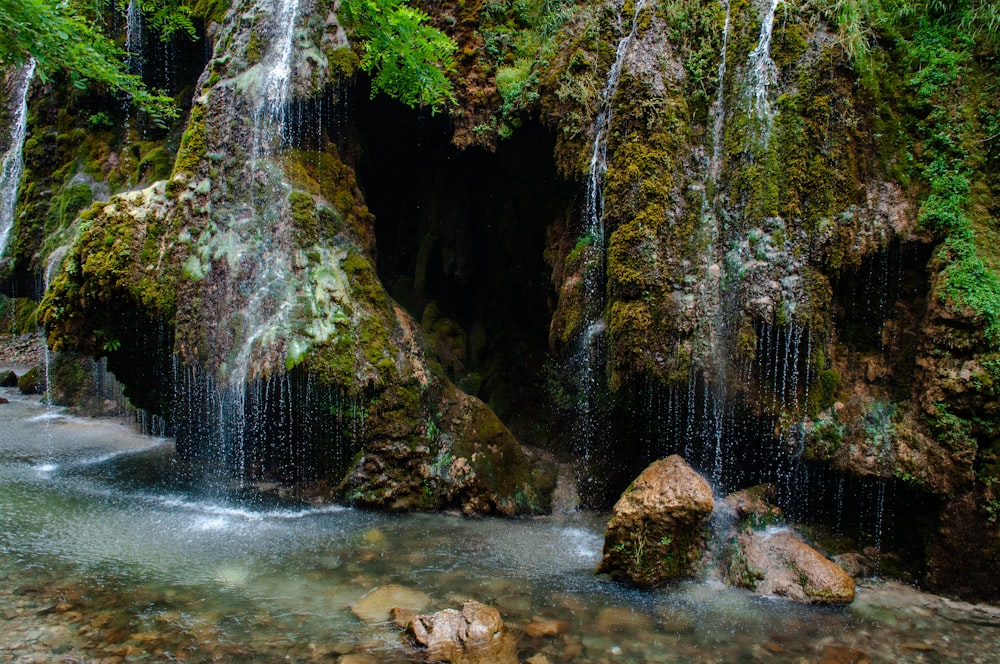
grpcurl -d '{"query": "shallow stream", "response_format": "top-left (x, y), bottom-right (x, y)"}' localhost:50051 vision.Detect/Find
top-left (1, 386), bottom-right (998, 663)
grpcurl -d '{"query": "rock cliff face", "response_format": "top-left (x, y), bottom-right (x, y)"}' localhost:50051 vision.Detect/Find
top-left (2, 0), bottom-right (999, 598)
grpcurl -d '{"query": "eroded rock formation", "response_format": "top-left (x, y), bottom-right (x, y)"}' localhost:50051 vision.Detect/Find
top-left (596, 455), bottom-right (714, 586)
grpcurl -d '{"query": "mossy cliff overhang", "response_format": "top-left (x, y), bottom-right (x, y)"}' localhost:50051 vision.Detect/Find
top-left (526, 0), bottom-right (939, 442)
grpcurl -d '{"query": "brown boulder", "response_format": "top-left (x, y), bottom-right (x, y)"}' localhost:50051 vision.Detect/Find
top-left (407, 600), bottom-right (516, 663)
top-left (596, 455), bottom-right (714, 587)
top-left (722, 484), bottom-right (782, 524)
top-left (727, 529), bottom-right (855, 604)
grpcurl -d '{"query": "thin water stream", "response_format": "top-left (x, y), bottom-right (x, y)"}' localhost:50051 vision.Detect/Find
top-left (0, 60), bottom-right (35, 258)
top-left (1, 385), bottom-right (999, 662)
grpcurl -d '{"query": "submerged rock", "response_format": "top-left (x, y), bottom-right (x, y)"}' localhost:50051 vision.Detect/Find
top-left (726, 529), bottom-right (855, 604)
top-left (406, 600), bottom-right (516, 664)
top-left (596, 455), bottom-right (714, 587)
top-left (350, 585), bottom-right (431, 624)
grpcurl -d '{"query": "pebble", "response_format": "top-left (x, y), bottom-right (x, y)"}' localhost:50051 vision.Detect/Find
top-left (524, 618), bottom-right (572, 638)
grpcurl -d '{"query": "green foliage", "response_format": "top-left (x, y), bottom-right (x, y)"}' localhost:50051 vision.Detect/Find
top-left (0, 0), bottom-right (193, 123)
top-left (118, 0), bottom-right (196, 41)
top-left (812, 0), bottom-right (1000, 344)
top-left (476, 0), bottom-right (575, 137)
top-left (339, 0), bottom-right (457, 112)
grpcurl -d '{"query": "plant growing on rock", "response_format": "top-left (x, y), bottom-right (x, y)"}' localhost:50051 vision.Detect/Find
top-left (0, 0), bottom-right (194, 123)
top-left (339, 0), bottom-right (458, 112)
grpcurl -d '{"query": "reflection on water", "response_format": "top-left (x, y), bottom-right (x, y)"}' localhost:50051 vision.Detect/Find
top-left (1, 387), bottom-right (999, 663)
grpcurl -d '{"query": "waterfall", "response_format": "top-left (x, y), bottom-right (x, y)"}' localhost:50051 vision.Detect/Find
top-left (574, 0), bottom-right (647, 474)
top-left (125, 0), bottom-right (144, 78)
top-left (689, 0), bottom-right (733, 485)
top-left (41, 246), bottom-right (69, 408)
top-left (226, 0), bottom-right (304, 388)
top-left (0, 60), bottom-right (35, 259)
top-left (709, 0), bottom-right (731, 182)
top-left (584, 0), bottom-right (647, 246)
top-left (745, 0), bottom-right (780, 140)
top-left (252, 0), bottom-right (302, 159)
top-left (193, 0), bottom-right (305, 485)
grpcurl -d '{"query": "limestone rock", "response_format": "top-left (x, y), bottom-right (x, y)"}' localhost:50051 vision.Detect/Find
top-left (350, 585), bottom-right (431, 624)
top-left (407, 600), bottom-right (516, 664)
top-left (727, 529), bottom-right (855, 604)
top-left (596, 455), bottom-right (714, 587)
top-left (722, 484), bottom-right (782, 524)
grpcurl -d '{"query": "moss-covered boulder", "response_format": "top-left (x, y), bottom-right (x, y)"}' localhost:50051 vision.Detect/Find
top-left (340, 379), bottom-right (557, 515)
top-left (726, 529), bottom-right (855, 604)
top-left (597, 455), bottom-right (714, 587)
top-left (17, 365), bottom-right (45, 395)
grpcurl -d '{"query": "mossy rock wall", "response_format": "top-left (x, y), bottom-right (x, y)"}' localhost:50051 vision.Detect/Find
top-left (28, 0), bottom-right (560, 513)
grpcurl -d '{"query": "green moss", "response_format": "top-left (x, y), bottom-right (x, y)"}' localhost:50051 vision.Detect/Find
top-left (41, 202), bottom-right (178, 359)
top-left (17, 366), bottom-right (45, 396)
top-left (173, 104), bottom-right (208, 177)
top-left (137, 147), bottom-right (175, 183)
top-left (0, 296), bottom-right (38, 335)
top-left (600, 522), bottom-right (706, 587)
top-left (44, 183), bottom-right (93, 237)
top-left (735, 319), bottom-right (757, 363)
top-left (281, 148), bottom-right (375, 251)
top-left (189, 0), bottom-right (231, 23)
top-left (771, 19), bottom-right (809, 71)
top-left (607, 220), bottom-right (659, 299)
top-left (246, 28), bottom-right (263, 65)
top-left (327, 46), bottom-right (360, 81)
top-left (342, 252), bottom-right (387, 308)
top-left (607, 300), bottom-right (654, 390)
top-left (289, 190), bottom-right (318, 245)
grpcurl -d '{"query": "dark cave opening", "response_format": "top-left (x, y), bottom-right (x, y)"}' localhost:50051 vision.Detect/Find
top-left (350, 94), bottom-right (576, 449)
top-left (832, 242), bottom-right (933, 382)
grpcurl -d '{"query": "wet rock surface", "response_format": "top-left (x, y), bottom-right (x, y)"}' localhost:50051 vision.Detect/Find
top-left (597, 455), bottom-right (714, 587)
top-left (350, 584), bottom-right (432, 624)
top-left (728, 528), bottom-right (856, 604)
top-left (406, 600), bottom-right (516, 664)
top-left (722, 484), bottom-right (783, 524)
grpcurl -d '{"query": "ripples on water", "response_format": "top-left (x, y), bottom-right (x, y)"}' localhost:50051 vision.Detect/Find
top-left (1, 387), bottom-right (999, 662)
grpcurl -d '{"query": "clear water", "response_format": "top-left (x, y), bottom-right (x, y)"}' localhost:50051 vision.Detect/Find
top-left (1, 387), bottom-right (999, 662)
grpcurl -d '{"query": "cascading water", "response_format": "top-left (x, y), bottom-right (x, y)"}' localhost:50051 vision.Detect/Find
top-left (574, 0), bottom-right (647, 476)
top-left (709, 0), bottom-right (732, 182)
top-left (252, 0), bottom-right (301, 159)
top-left (124, 0), bottom-right (144, 78)
top-left (745, 0), bottom-right (780, 142)
top-left (175, 0), bottom-right (363, 487)
top-left (0, 60), bottom-right (35, 259)
top-left (584, 0), bottom-right (646, 246)
top-left (221, 0), bottom-right (303, 485)
top-left (687, 0), bottom-right (733, 485)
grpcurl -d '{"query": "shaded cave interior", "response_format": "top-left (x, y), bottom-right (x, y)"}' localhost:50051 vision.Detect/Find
top-left (350, 95), bottom-right (577, 452)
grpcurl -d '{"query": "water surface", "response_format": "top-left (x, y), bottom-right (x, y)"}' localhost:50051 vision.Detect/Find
top-left (1, 386), bottom-right (998, 662)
